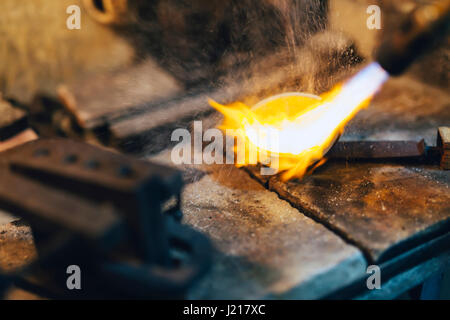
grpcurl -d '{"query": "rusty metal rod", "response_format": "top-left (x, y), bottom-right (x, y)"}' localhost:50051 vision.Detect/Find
top-left (327, 139), bottom-right (440, 160)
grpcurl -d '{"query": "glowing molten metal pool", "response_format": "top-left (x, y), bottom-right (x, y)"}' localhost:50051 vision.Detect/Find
top-left (210, 62), bottom-right (389, 180)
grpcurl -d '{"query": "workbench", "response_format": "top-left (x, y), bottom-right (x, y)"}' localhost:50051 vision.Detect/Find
top-left (1, 71), bottom-right (448, 299)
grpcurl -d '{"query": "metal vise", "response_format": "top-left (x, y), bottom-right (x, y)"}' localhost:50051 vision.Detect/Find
top-left (0, 139), bottom-right (211, 299)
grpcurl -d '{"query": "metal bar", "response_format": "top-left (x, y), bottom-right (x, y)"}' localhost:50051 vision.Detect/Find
top-left (327, 140), bottom-right (428, 159)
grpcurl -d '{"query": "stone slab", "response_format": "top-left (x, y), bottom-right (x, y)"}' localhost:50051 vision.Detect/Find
top-left (181, 165), bottom-right (367, 299)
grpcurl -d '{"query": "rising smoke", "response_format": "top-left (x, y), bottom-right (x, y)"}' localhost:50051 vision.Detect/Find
top-left (0, 0), bottom-right (365, 104)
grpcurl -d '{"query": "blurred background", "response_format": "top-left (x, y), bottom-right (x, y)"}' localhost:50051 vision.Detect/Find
top-left (1, 0), bottom-right (447, 104)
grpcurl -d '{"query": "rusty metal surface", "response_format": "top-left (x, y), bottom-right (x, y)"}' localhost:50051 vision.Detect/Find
top-left (268, 162), bottom-right (449, 263)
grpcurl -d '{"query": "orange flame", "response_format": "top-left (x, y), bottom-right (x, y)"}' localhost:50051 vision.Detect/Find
top-left (210, 62), bottom-right (389, 180)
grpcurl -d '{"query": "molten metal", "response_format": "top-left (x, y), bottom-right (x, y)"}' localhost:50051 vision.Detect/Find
top-left (210, 62), bottom-right (389, 180)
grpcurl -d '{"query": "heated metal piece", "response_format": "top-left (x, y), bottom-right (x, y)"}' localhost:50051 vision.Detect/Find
top-left (0, 139), bottom-right (211, 299)
top-left (327, 127), bottom-right (449, 169)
